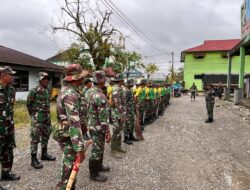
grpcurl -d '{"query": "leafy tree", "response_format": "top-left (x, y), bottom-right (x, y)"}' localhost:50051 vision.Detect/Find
top-left (52, 0), bottom-right (120, 70)
top-left (145, 63), bottom-right (159, 79)
top-left (125, 51), bottom-right (144, 78)
top-left (60, 43), bottom-right (93, 70)
top-left (166, 66), bottom-right (183, 83)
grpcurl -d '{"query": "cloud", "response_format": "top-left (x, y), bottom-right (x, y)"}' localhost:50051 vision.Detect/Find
top-left (0, 0), bottom-right (243, 70)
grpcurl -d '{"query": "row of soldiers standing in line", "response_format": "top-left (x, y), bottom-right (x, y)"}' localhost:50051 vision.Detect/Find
top-left (0, 64), bottom-right (171, 190)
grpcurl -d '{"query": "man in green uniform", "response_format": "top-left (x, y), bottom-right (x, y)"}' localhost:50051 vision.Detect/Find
top-left (190, 83), bottom-right (197, 102)
top-left (27, 72), bottom-right (56, 169)
top-left (0, 66), bottom-right (20, 183)
top-left (55, 64), bottom-right (88, 190)
top-left (205, 83), bottom-right (216, 123)
top-left (110, 74), bottom-right (126, 156)
top-left (123, 79), bottom-right (137, 144)
top-left (86, 71), bottom-right (111, 182)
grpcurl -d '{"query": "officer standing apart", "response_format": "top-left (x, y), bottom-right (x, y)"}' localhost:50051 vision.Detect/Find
top-left (0, 66), bottom-right (20, 183)
top-left (86, 71), bottom-right (111, 182)
top-left (190, 83), bottom-right (197, 102)
top-left (26, 72), bottom-right (56, 169)
top-left (205, 83), bottom-right (215, 123)
top-left (55, 64), bottom-right (88, 190)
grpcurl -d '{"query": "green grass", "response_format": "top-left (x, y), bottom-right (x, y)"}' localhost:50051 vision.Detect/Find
top-left (14, 101), bottom-right (57, 129)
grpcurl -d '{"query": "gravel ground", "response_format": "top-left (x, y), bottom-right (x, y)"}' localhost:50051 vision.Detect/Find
top-left (2, 95), bottom-right (250, 190)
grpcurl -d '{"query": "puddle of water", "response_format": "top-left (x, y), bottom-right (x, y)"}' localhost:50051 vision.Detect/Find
top-left (232, 169), bottom-right (250, 190)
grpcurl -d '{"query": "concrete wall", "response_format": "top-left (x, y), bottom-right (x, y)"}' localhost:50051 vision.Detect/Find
top-left (183, 52), bottom-right (250, 90)
top-left (16, 69), bottom-right (39, 100)
top-left (3, 65), bottom-right (62, 100)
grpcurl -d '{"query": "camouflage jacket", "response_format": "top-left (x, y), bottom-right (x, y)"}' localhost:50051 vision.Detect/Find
top-left (121, 86), bottom-right (127, 115)
top-left (56, 84), bottom-right (84, 152)
top-left (125, 87), bottom-right (135, 115)
top-left (205, 89), bottom-right (215, 103)
top-left (0, 84), bottom-right (15, 137)
top-left (86, 86), bottom-right (109, 133)
top-left (111, 84), bottom-right (125, 120)
top-left (26, 85), bottom-right (50, 116)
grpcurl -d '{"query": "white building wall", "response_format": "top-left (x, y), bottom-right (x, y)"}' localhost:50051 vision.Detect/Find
top-left (15, 67), bottom-right (39, 100)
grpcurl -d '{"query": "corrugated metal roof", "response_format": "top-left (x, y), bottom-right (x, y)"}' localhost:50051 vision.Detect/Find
top-left (0, 45), bottom-right (63, 72)
top-left (183, 39), bottom-right (241, 52)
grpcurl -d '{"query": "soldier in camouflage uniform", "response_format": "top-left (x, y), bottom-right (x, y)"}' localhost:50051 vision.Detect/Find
top-left (26, 72), bottom-right (56, 169)
top-left (82, 78), bottom-right (92, 97)
top-left (110, 74), bottom-right (126, 156)
top-left (123, 79), bottom-right (137, 145)
top-left (0, 66), bottom-right (20, 183)
top-left (80, 77), bottom-right (92, 140)
top-left (86, 71), bottom-right (111, 182)
top-left (55, 64), bottom-right (88, 190)
top-left (205, 83), bottom-right (216, 123)
top-left (135, 79), bottom-right (147, 129)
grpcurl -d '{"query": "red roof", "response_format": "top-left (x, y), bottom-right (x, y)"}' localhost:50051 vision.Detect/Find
top-left (184, 39), bottom-right (241, 52)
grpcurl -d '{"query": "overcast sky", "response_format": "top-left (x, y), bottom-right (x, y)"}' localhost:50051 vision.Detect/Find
top-left (0, 0), bottom-right (243, 75)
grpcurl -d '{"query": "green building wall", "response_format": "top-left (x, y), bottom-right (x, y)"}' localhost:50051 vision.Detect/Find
top-left (183, 52), bottom-right (250, 90)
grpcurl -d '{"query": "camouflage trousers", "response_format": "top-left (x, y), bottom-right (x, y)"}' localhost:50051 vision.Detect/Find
top-left (89, 130), bottom-right (105, 161)
top-left (0, 131), bottom-right (15, 172)
top-left (111, 118), bottom-right (124, 151)
top-left (30, 113), bottom-right (52, 154)
top-left (138, 100), bottom-right (146, 124)
top-left (191, 92), bottom-right (196, 100)
top-left (154, 99), bottom-right (160, 116)
top-left (159, 97), bottom-right (165, 114)
top-left (206, 101), bottom-right (214, 119)
top-left (111, 118), bottom-right (124, 140)
top-left (166, 94), bottom-right (170, 105)
top-left (124, 112), bottom-right (135, 136)
top-left (145, 99), bottom-right (153, 120)
top-left (56, 139), bottom-right (77, 190)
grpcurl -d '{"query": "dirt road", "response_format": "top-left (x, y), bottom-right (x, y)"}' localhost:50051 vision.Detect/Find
top-left (2, 95), bottom-right (250, 190)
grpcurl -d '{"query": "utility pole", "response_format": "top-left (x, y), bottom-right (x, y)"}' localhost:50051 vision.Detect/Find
top-left (171, 51), bottom-right (174, 79)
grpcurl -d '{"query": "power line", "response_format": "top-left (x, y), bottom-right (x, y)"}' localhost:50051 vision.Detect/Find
top-left (106, 0), bottom-right (166, 52)
top-left (101, 0), bottom-right (168, 53)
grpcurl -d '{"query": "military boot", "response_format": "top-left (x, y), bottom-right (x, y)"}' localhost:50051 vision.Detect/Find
top-left (31, 154), bottom-right (43, 169)
top-left (110, 138), bottom-right (122, 159)
top-left (116, 136), bottom-right (126, 153)
top-left (129, 132), bottom-right (139, 142)
top-left (123, 135), bottom-right (133, 145)
top-left (41, 148), bottom-right (56, 161)
top-left (89, 160), bottom-right (107, 182)
top-left (1, 170), bottom-right (20, 181)
top-left (99, 156), bottom-right (110, 172)
top-left (205, 118), bottom-right (213, 123)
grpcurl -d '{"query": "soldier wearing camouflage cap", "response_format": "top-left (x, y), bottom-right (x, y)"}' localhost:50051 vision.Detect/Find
top-left (55, 64), bottom-right (88, 189)
top-left (85, 70), bottom-right (111, 182)
top-left (109, 73), bottom-right (126, 157)
top-left (124, 79), bottom-right (138, 144)
top-left (26, 72), bottom-right (56, 170)
top-left (0, 66), bottom-right (20, 182)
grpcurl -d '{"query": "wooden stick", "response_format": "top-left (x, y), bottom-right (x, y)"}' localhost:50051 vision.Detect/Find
top-left (66, 139), bottom-right (93, 190)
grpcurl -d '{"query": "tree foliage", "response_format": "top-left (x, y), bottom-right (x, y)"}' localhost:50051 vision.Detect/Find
top-left (60, 43), bottom-right (93, 70)
top-left (52, 0), bottom-right (119, 70)
top-left (166, 66), bottom-right (184, 83)
top-left (145, 63), bottom-right (159, 79)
